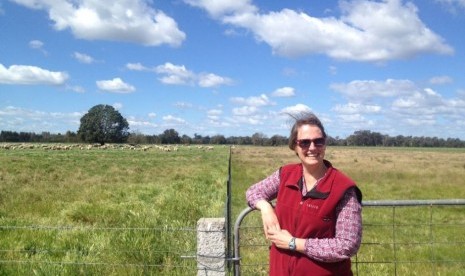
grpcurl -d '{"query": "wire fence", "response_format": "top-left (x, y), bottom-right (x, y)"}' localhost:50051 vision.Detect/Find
top-left (0, 224), bottom-right (199, 275)
top-left (3, 200), bottom-right (465, 275)
top-left (234, 199), bottom-right (465, 275)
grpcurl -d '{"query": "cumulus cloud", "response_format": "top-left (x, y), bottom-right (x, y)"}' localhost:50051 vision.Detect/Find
top-left (429, 75), bottom-right (453, 85)
top-left (126, 62), bottom-right (151, 71)
top-left (330, 79), bottom-right (416, 101)
top-left (280, 104), bottom-right (312, 115)
top-left (329, 78), bottom-right (465, 135)
top-left (230, 94), bottom-right (274, 107)
top-left (155, 63), bottom-right (195, 85)
top-left (12, 0), bottom-right (185, 46)
top-left (198, 73), bottom-right (233, 88)
top-left (184, 0), bottom-right (257, 18)
top-left (271, 87), bottom-right (295, 97)
top-left (332, 102), bottom-right (382, 114)
top-left (232, 106), bottom-right (258, 116)
top-left (0, 105), bottom-right (82, 133)
top-left (0, 64), bottom-right (68, 85)
top-left (186, 0), bottom-right (453, 62)
top-left (436, 0), bottom-right (465, 13)
top-left (127, 116), bottom-right (158, 128)
top-left (207, 108), bottom-right (223, 120)
top-left (29, 40), bottom-right (44, 49)
top-left (96, 77), bottom-right (135, 93)
top-left (129, 62), bottom-right (234, 88)
top-left (73, 52), bottom-right (96, 64)
top-left (392, 88), bottom-right (446, 112)
top-left (162, 115), bottom-right (186, 124)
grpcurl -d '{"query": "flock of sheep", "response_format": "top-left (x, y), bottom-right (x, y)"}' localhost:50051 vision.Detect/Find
top-left (0, 143), bottom-right (217, 152)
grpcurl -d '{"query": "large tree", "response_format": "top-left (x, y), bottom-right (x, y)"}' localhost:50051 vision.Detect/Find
top-left (78, 104), bottom-right (129, 144)
top-left (159, 129), bottom-right (180, 144)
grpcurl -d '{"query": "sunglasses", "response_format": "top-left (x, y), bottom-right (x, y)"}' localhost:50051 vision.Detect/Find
top-left (296, 138), bottom-right (326, 148)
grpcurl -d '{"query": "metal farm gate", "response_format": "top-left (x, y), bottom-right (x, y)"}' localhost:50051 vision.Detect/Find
top-left (232, 199), bottom-right (465, 275)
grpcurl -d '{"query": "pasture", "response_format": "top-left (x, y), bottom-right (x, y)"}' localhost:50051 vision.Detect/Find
top-left (1, 143), bottom-right (465, 275)
top-left (0, 143), bottom-right (229, 274)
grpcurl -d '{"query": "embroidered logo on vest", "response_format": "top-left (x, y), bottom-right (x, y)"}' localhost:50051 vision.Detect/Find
top-left (307, 204), bottom-right (319, 210)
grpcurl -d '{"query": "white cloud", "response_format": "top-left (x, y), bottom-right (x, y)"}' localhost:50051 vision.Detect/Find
top-left (0, 64), bottom-right (68, 85)
top-left (436, 0), bottom-right (465, 13)
top-left (429, 75), bottom-right (453, 85)
top-left (187, 0), bottom-right (453, 62)
top-left (174, 102), bottom-right (193, 109)
top-left (0, 106), bottom-right (82, 133)
top-left (29, 40), bottom-right (48, 55)
top-left (280, 104), bottom-right (312, 115)
top-left (29, 40), bottom-right (44, 49)
top-left (152, 62), bottom-right (233, 88)
top-left (330, 79), bottom-right (416, 101)
top-left (155, 63), bottom-right (195, 85)
top-left (184, 0), bottom-right (257, 18)
top-left (271, 86), bottom-right (295, 97)
top-left (198, 73), bottom-right (233, 88)
top-left (392, 88), bottom-right (445, 113)
top-left (128, 117), bottom-right (158, 128)
top-left (230, 113), bottom-right (263, 125)
top-left (337, 113), bottom-right (374, 125)
top-left (12, 0), bottom-right (186, 46)
top-left (73, 52), bottom-right (95, 64)
top-left (207, 108), bottom-right (223, 120)
top-left (230, 94), bottom-right (274, 107)
top-left (332, 103), bottom-right (382, 114)
top-left (162, 115), bottom-right (186, 124)
top-left (126, 62), bottom-right (151, 71)
top-left (96, 78), bottom-right (135, 93)
top-left (232, 106), bottom-right (258, 116)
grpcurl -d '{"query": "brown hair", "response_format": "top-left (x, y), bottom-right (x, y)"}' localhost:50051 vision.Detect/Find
top-left (288, 112), bottom-right (327, 150)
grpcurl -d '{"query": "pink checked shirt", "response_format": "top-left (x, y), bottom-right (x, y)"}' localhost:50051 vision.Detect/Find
top-left (246, 169), bottom-right (362, 262)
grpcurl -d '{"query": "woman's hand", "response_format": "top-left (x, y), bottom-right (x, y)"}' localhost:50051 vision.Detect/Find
top-left (267, 228), bottom-right (293, 250)
top-left (255, 200), bottom-right (280, 238)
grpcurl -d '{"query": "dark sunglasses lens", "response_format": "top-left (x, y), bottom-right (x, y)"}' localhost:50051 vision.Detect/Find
top-left (314, 138), bottom-right (325, 146)
top-left (300, 139), bottom-right (311, 147)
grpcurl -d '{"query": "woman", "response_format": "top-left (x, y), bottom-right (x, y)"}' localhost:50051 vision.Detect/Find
top-left (246, 112), bottom-right (362, 276)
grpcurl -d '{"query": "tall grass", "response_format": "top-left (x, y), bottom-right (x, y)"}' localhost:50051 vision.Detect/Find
top-left (0, 144), bottom-right (229, 275)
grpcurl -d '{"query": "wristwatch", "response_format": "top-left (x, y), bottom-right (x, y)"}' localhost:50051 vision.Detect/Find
top-left (288, 237), bottom-right (296, 251)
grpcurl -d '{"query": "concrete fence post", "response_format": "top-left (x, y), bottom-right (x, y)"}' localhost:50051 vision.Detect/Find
top-left (197, 218), bottom-right (226, 276)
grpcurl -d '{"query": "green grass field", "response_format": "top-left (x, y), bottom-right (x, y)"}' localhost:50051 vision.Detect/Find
top-left (1, 144), bottom-right (465, 275)
top-left (0, 144), bottom-right (229, 275)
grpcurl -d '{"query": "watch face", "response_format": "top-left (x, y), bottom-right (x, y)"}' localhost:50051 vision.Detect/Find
top-left (289, 238), bottom-right (296, 250)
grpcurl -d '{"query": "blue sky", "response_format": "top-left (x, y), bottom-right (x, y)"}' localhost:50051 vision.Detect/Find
top-left (1, 0), bottom-right (465, 139)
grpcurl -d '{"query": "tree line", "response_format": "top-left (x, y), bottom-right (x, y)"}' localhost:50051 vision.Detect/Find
top-left (1, 129), bottom-right (464, 148)
top-left (1, 104), bottom-right (464, 147)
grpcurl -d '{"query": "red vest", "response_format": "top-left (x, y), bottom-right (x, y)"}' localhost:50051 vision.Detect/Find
top-left (270, 162), bottom-right (359, 276)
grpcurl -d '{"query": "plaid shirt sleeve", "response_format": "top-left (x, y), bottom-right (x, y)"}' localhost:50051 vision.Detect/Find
top-left (246, 170), bottom-right (280, 209)
top-left (303, 187), bottom-right (363, 262)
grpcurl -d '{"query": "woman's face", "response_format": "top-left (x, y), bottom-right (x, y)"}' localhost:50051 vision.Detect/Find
top-left (294, 124), bottom-right (326, 167)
